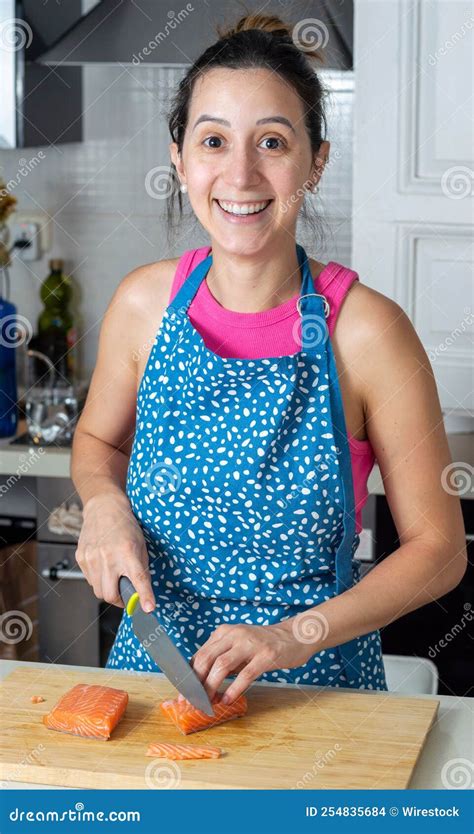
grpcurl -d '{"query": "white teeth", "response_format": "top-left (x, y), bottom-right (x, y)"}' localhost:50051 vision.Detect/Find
top-left (217, 200), bottom-right (271, 215)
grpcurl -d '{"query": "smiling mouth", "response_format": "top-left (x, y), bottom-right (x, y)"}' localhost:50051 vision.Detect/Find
top-left (214, 199), bottom-right (273, 216)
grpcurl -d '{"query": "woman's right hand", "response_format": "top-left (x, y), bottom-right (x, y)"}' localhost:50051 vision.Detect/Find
top-left (75, 492), bottom-right (155, 613)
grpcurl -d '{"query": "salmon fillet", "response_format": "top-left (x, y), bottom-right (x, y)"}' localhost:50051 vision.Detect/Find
top-left (43, 683), bottom-right (128, 740)
top-left (146, 741), bottom-right (221, 759)
top-left (160, 693), bottom-right (247, 735)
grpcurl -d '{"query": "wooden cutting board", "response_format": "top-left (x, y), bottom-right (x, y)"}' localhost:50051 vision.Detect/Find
top-left (0, 667), bottom-right (438, 789)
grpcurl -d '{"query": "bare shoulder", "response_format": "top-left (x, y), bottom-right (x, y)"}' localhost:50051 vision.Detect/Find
top-left (111, 257), bottom-right (180, 320)
top-left (335, 279), bottom-right (423, 363)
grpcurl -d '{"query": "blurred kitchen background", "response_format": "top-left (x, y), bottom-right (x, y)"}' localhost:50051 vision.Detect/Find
top-left (0, 1), bottom-right (472, 697)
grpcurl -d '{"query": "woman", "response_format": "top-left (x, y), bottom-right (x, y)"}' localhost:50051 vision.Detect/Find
top-left (72, 14), bottom-right (466, 703)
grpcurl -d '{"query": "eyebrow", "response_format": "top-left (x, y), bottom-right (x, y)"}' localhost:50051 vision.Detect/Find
top-left (192, 115), bottom-right (296, 133)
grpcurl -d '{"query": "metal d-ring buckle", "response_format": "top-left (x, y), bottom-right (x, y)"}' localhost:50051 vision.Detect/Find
top-left (296, 292), bottom-right (330, 319)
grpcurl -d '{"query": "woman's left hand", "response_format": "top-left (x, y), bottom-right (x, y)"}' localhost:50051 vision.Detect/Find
top-left (190, 619), bottom-right (315, 704)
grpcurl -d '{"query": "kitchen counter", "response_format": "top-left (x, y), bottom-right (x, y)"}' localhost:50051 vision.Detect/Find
top-left (0, 421), bottom-right (473, 498)
top-left (0, 659), bottom-right (472, 790)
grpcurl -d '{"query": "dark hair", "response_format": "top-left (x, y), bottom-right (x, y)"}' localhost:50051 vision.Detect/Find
top-left (165, 10), bottom-right (330, 247)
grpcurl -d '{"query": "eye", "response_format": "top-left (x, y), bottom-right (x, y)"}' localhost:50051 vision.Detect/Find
top-left (202, 135), bottom-right (223, 148)
top-left (259, 136), bottom-right (286, 151)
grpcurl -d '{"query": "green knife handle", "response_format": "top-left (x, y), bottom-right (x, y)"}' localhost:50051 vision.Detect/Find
top-left (119, 575), bottom-right (139, 616)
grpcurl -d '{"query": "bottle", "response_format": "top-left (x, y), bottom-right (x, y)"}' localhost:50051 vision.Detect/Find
top-left (0, 294), bottom-right (19, 437)
top-left (38, 258), bottom-right (77, 383)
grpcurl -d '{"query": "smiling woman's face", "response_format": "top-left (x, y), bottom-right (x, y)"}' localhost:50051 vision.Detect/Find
top-left (170, 67), bottom-right (328, 256)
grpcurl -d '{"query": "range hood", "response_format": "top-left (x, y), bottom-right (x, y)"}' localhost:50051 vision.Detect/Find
top-left (38, 0), bottom-right (353, 70)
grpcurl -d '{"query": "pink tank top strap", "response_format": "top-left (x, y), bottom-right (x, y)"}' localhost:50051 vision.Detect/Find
top-left (317, 262), bottom-right (359, 338)
top-left (169, 246), bottom-right (211, 303)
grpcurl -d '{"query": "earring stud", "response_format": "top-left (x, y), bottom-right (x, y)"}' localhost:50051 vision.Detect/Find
top-left (180, 183), bottom-right (188, 193)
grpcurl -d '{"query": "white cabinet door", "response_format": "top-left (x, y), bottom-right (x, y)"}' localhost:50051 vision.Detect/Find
top-left (352, 0), bottom-right (473, 415)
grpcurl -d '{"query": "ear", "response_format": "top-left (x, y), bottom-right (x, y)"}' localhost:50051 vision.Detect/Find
top-left (170, 142), bottom-right (185, 182)
top-left (311, 140), bottom-right (331, 189)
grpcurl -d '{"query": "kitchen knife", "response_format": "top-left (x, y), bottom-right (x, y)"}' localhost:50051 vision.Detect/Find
top-left (119, 575), bottom-right (214, 716)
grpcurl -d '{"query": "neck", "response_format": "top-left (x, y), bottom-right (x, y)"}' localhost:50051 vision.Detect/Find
top-left (205, 242), bottom-right (303, 313)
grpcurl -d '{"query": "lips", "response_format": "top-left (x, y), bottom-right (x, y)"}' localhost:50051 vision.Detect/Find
top-left (216, 199), bottom-right (272, 215)
top-left (213, 198), bottom-right (273, 222)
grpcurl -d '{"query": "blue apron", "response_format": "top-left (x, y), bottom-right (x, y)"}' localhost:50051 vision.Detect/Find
top-left (106, 244), bottom-right (387, 691)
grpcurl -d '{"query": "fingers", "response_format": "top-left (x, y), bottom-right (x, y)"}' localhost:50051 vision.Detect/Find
top-left (220, 657), bottom-right (266, 704)
top-left (127, 559), bottom-right (155, 613)
top-left (191, 633), bottom-right (234, 693)
top-left (202, 648), bottom-right (247, 700)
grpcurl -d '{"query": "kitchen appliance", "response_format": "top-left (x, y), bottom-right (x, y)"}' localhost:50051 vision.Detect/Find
top-left (1, 666), bottom-right (439, 789)
top-left (0, 0), bottom-right (85, 148)
top-left (38, 0), bottom-right (354, 71)
top-left (35, 478), bottom-right (122, 667)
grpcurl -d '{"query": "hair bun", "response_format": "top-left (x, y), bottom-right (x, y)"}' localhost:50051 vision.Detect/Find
top-left (216, 11), bottom-right (324, 64)
top-left (217, 12), bottom-right (293, 41)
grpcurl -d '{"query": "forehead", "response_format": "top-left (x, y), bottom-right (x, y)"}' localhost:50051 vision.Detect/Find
top-left (188, 67), bottom-right (305, 125)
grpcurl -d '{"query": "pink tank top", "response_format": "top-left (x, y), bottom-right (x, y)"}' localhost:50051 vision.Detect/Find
top-left (169, 247), bottom-right (375, 534)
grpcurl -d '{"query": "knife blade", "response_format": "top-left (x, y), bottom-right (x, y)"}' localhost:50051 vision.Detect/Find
top-left (119, 575), bottom-right (214, 716)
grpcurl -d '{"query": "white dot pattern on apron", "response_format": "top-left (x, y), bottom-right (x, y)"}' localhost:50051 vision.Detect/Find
top-left (106, 245), bottom-right (387, 691)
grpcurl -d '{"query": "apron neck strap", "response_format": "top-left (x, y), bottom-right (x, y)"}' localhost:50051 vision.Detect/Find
top-left (170, 244), bottom-right (330, 341)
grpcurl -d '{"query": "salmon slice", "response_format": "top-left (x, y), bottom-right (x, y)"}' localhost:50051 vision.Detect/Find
top-left (43, 683), bottom-right (128, 740)
top-left (160, 693), bottom-right (247, 735)
top-left (146, 741), bottom-right (221, 759)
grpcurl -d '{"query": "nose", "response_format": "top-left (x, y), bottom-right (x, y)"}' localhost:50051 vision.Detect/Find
top-left (221, 142), bottom-right (261, 192)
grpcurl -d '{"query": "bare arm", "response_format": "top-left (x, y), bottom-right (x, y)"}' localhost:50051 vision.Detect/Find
top-left (70, 261), bottom-right (172, 611)
top-left (280, 287), bottom-right (467, 663)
